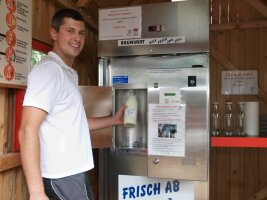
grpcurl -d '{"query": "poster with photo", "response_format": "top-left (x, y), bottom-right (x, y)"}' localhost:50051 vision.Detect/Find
top-left (148, 103), bottom-right (186, 157)
top-left (0, 0), bottom-right (32, 86)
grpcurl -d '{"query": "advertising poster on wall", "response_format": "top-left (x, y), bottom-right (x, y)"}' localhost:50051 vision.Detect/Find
top-left (0, 0), bottom-right (32, 87)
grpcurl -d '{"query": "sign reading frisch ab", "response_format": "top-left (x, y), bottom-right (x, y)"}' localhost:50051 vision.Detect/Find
top-left (119, 175), bottom-right (194, 200)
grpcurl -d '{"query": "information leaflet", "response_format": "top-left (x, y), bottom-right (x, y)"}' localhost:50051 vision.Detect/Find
top-left (0, 0), bottom-right (32, 86)
top-left (148, 103), bottom-right (186, 157)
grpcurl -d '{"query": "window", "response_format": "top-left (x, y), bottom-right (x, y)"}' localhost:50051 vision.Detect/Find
top-left (31, 39), bottom-right (52, 69)
top-left (31, 49), bottom-right (46, 69)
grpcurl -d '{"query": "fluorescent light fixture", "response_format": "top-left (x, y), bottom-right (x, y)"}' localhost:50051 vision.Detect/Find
top-left (172, 0), bottom-right (187, 1)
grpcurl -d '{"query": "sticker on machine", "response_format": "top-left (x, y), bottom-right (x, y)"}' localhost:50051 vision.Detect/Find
top-left (112, 75), bottom-right (128, 84)
top-left (118, 175), bottom-right (194, 200)
top-left (118, 36), bottom-right (185, 46)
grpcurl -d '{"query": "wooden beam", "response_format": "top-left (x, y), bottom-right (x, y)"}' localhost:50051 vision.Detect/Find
top-left (0, 153), bottom-right (21, 172)
top-left (0, 84), bottom-right (26, 89)
top-left (0, 89), bottom-right (8, 154)
top-left (210, 20), bottom-right (267, 31)
top-left (249, 184), bottom-right (267, 200)
top-left (76, 0), bottom-right (92, 8)
top-left (246, 0), bottom-right (267, 18)
top-left (54, 0), bottom-right (97, 30)
top-left (210, 47), bottom-right (237, 70)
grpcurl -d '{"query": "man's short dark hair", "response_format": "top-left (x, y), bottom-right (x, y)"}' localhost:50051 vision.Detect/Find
top-left (52, 8), bottom-right (85, 31)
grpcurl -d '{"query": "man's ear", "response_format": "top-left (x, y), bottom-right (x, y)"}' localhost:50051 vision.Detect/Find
top-left (50, 27), bottom-right (57, 41)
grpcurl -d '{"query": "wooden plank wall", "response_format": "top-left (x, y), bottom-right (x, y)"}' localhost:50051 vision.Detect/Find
top-left (0, 88), bottom-right (29, 199)
top-left (32, 0), bottom-right (55, 45)
top-left (210, 0), bottom-right (267, 200)
top-left (0, 0), bottom-right (99, 199)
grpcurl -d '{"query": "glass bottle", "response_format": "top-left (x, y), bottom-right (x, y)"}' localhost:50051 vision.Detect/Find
top-left (224, 102), bottom-right (234, 136)
top-left (211, 102), bottom-right (221, 136)
top-left (235, 102), bottom-right (245, 136)
top-left (124, 90), bottom-right (138, 128)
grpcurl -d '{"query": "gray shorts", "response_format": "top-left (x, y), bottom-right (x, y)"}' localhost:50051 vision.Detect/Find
top-left (43, 172), bottom-right (94, 200)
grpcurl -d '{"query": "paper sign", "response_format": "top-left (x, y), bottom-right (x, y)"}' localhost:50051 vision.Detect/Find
top-left (148, 103), bottom-right (186, 157)
top-left (99, 6), bottom-right (141, 40)
top-left (119, 175), bottom-right (194, 200)
top-left (221, 70), bottom-right (258, 95)
top-left (0, 0), bottom-right (32, 86)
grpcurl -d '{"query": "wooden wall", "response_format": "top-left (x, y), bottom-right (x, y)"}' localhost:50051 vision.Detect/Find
top-left (0, 88), bottom-right (28, 199)
top-left (210, 0), bottom-right (267, 200)
top-left (0, 0), bottom-right (100, 199)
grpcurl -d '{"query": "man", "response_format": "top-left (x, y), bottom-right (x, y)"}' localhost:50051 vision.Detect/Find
top-left (19, 9), bottom-right (125, 200)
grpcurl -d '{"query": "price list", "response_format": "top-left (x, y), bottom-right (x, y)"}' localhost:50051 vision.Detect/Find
top-left (0, 0), bottom-right (32, 86)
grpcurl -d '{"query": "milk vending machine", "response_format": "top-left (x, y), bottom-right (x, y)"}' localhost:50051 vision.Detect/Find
top-left (97, 1), bottom-right (209, 199)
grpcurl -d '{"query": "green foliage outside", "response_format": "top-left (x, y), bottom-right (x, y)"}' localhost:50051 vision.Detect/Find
top-left (31, 50), bottom-right (46, 69)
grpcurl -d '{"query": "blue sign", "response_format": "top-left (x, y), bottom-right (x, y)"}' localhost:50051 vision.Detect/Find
top-left (113, 76), bottom-right (128, 84)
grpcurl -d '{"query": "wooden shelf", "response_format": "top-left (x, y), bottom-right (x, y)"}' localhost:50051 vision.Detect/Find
top-left (0, 153), bottom-right (21, 172)
top-left (211, 137), bottom-right (267, 148)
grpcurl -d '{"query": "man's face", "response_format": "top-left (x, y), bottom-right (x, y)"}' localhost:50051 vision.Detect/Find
top-left (50, 17), bottom-right (86, 63)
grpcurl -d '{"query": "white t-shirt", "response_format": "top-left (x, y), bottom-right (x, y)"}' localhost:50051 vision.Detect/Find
top-left (23, 51), bottom-right (94, 178)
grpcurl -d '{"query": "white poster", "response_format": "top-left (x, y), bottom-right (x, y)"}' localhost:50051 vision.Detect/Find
top-left (148, 103), bottom-right (186, 157)
top-left (119, 175), bottom-right (194, 200)
top-left (0, 0), bottom-right (32, 86)
top-left (221, 70), bottom-right (258, 95)
top-left (99, 6), bottom-right (141, 40)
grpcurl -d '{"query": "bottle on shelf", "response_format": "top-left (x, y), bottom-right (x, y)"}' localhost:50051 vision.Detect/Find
top-left (124, 90), bottom-right (138, 128)
top-left (235, 102), bottom-right (246, 137)
top-left (211, 102), bottom-right (221, 136)
top-left (224, 102), bottom-right (234, 136)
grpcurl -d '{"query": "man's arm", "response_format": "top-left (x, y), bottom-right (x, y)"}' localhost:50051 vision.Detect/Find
top-left (19, 106), bottom-right (49, 200)
top-left (88, 105), bottom-right (126, 131)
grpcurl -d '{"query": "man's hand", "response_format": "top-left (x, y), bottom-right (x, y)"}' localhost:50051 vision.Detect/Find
top-left (88, 105), bottom-right (126, 130)
top-left (113, 105), bottom-right (127, 126)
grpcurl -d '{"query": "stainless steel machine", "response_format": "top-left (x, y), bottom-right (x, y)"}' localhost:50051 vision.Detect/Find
top-left (97, 1), bottom-right (209, 199)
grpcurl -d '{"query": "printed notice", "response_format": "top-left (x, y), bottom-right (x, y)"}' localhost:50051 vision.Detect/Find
top-left (99, 6), bottom-right (141, 40)
top-left (221, 70), bottom-right (258, 95)
top-left (119, 175), bottom-right (194, 200)
top-left (148, 103), bottom-right (186, 157)
top-left (0, 0), bottom-right (32, 86)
